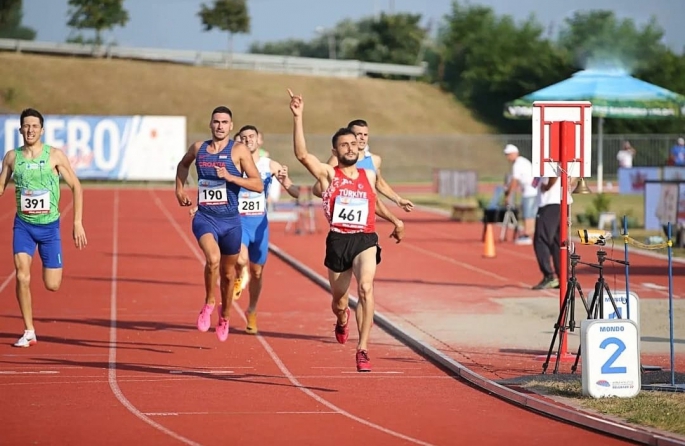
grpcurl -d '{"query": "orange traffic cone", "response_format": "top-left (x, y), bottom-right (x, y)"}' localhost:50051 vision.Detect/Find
top-left (483, 223), bottom-right (496, 258)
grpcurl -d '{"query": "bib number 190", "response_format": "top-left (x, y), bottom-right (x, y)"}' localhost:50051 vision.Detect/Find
top-left (201, 189), bottom-right (223, 202)
top-left (198, 181), bottom-right (228, 206)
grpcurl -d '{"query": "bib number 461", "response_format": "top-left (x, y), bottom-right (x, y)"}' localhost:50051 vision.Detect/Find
top-left (338, 208), bottom-right (362, 223)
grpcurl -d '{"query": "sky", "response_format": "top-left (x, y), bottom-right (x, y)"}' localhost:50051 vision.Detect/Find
top-left (21, 0), bottom-right (685, 55)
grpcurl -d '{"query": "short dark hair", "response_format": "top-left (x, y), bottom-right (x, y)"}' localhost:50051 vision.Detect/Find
top-left (20, 108), bottom-right (44, 127)
top-left (347, 119), bottom-right (368, 129)
top-left (211, 106), bottom-right (233, 119)
top-left (238, 124), bottom-right (259, 134)
top-left (332, 127), bottom-right (356, 147)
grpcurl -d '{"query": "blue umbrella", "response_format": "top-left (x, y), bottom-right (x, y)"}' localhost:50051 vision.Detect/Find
top-left (505, 68), bottom-right (685, 192)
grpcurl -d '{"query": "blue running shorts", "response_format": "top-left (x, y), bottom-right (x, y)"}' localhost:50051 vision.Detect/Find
top-left (13, 215), bottom-right (63, 269)
top-left (192, 211), bottom-right (242, 256)
top-left (241, 217), bottom-right (269, 266)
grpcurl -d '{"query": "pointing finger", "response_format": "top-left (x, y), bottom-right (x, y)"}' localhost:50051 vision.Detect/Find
top-left (287, 88), bottom-right (294, 98)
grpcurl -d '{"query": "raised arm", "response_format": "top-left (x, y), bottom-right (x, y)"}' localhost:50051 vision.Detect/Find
top-left (53, 148), bottom-right (87, 249)
top-left (288, 88), bottom-right (330, 182)
top-left (0, 150), bottom-right (16, 197)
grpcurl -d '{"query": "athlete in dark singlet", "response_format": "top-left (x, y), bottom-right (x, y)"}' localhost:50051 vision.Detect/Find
top-left (288, 89), bottom-right (405, 372)
top-left (175, 106), bottom-right (263, 342)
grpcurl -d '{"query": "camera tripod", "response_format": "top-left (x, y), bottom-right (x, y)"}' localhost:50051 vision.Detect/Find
top-left (541, 248), bottom-right (628, 374)
top-left (569, 249), bottom-right (629, 373)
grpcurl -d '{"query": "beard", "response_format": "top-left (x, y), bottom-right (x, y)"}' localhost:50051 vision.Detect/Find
top-left (338, 155), bottom-right (357, 167)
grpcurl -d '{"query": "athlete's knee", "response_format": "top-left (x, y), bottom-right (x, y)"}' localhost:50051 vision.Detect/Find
top-left (357, 280), bottom-right (373, 300)
top-left (205, 253), bottom-right (221, 271)
top-left (249, 263), bottom-right (263, 281)
top-left (237, 246), bottom-right (249, 267)
top-left (44, 277), bottom-right (61, 292)
top-left (16, 270), bottom-right (31, 287)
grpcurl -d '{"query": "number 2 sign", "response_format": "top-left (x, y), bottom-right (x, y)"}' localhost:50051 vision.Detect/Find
top-left (581, 319), bottom-right (641, 398)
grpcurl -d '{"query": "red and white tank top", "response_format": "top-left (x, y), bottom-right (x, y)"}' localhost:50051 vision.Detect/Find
top-left (322, 167), bottom-right (376, 234)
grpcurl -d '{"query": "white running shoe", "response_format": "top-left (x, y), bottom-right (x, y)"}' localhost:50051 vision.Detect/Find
top-left (14, 330), bottom-right (37, 348)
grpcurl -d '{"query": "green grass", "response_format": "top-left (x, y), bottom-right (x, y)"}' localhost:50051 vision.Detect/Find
top-left (519, 379), bottom-right (685, 436)
top-left (0, 52), bottom-right (492, 136)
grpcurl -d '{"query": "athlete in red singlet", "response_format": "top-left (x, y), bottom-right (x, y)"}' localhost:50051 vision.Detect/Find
top-left (288, 88), bottom-right (405, 372)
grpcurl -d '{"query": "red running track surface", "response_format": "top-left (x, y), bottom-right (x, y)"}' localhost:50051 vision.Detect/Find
top-left (0, 188), bottom-right (635, 445)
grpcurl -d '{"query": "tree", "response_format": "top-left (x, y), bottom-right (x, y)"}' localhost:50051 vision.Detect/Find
top-left (435, 2), bottom-right (573, 130)
top-left (557, 10), bottom-right (684, 133)
top-left (557, 11), bottom-right (666, 73)
top-left (353, 13), bottom-right (427, 70)
top-left (66, 0), bottom-right (129, 46)
top-left (198, 0), bottom-right (250, 59)
top-left (0, 0), bottom-right (36, 40)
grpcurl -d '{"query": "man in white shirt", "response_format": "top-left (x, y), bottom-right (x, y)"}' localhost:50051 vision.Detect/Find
top-left (616, 141), bottom-right (636, 168)
top-left (503, 144), bottom-right (537, 244)
top-left (531, 174), bottom-right (575, 290)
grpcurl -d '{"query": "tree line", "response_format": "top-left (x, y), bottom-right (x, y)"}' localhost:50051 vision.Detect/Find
top-left (251, 3), bottom-right (685, 134)
top-left (0, 0), bottom-right (250, 48)
top-left (2, 0), bottom-right (684, 134)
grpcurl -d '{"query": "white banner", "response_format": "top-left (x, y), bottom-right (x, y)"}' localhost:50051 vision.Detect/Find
top-left (1, 115), bottom-right (187, 181)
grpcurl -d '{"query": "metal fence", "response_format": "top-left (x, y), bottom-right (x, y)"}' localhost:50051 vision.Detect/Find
top-left (187, 133), bottom-right (684, 184)
top-left (0, 38), bottom-right (426, 79)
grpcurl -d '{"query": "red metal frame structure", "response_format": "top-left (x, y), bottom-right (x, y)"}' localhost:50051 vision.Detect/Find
top-left (534, 102), bottom-right (591, 361)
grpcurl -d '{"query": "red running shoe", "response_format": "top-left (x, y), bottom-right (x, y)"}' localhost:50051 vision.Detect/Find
top-left (334, 307), bottom-right (350, 344)
top-left (356, 349), bottom-right (371, 372)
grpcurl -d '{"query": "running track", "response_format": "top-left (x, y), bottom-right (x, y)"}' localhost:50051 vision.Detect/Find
top-left (0, 187), bottom-right (647, 445)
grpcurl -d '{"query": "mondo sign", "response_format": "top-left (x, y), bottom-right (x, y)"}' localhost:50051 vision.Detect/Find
top-left (581, 319), bottom-right (641, 398)
top-left (601, 291), bottom-right (640, 328)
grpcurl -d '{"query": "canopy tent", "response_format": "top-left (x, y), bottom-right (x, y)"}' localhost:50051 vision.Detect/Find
top-left (504, 68), bottom-right (685, 192)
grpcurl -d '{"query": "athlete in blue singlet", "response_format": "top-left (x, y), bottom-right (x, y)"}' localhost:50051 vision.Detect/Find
top-left (232, 125), bottom-right (300, 334)
top-left (175, 106), bottom-right (264, 342)
top-left (311, 119), bottom-right (414, 212)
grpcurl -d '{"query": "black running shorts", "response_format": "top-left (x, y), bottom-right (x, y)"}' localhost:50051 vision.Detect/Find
top-left (324, 231), bottom-right (382, 273)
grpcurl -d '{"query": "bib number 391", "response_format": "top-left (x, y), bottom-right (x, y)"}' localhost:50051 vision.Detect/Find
top-left (332, 197), bottom-right (369, 227)
top-left (198, 181), bottom-right (227, 206)
top-left (21, 189), bottom-right (50, 215)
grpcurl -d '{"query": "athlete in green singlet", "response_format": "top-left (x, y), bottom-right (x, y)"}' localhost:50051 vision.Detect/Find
top-left (0, 108), bottom-right (87, 348)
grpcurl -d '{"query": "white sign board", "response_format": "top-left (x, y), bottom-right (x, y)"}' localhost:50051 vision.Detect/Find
top-left (532, 101), bottom-right (592, 178)
top-left (601, 290), bottom-right (640, 328)
top-left (581, 319), bottom-right (641, 398)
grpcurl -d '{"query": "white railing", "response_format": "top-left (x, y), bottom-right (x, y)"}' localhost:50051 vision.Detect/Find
top-left (0, 38), bottom-right (426, 78)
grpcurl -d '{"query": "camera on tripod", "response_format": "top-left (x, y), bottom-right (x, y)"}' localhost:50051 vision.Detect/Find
top-left (577, 229), bottom-right (612, 246)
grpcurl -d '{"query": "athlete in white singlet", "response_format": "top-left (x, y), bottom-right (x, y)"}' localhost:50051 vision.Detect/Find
top-left (288, 89), bottom-right (405, 373)
top-left (232, 125), bottom-right (300, 334)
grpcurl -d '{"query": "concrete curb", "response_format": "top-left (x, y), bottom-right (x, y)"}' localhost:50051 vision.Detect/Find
top-left (269, 242), bottom-right (685, 446)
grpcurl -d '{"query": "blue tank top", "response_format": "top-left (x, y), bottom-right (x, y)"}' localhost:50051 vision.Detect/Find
top-left (356, 151), bottom-right (376, 172)
top-left (195, 140), bottom-right (242, 217)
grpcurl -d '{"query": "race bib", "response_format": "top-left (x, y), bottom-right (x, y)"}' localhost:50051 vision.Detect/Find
top-left (198, 180), bottom-right (227, 206)
top-left (239, 192), bottom-right (266, 216)
top-left (20, 189), bottom-right (50, 215)
top-left (331, 196), bottom-right (369, 227)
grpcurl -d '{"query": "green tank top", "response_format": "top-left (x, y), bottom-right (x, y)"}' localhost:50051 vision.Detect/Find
top-left (13, 144), bottom-right (61, 225)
